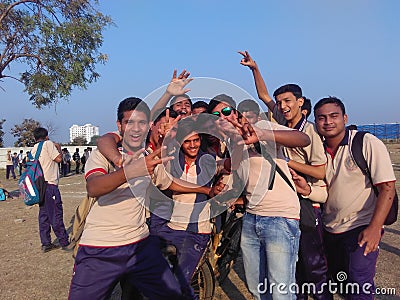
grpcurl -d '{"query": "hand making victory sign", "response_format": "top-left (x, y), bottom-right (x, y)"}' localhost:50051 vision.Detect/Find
top-left (159, 108), bottom-right (182, 141)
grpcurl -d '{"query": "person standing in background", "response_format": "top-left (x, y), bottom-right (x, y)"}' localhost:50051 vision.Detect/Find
top-left (5, 150), bottom-right (16, 180)
top-left (31, 127), bottom-right (70, 253)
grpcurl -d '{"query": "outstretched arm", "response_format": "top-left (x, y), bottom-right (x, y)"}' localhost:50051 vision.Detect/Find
top-left (151, 69), bottom-right (193, 119)
top-left (239, 51), bottom-right (275, 111)
top-left (238, 125), bottom-right (310, 148)
top-left (288, 160), bottom-right (326, 180)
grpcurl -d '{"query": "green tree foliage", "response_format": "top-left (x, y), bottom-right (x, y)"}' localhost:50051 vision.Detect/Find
top-left (71, 135), bottom-right (87, 145)
top-left (11, 118), bottom-right (41, 146)
top-left (0, 118), bottom-right (5, 147)
top-left (0, 0), bottom-right (113, 108)
top-left (88, 134), bottom-right (99, 145)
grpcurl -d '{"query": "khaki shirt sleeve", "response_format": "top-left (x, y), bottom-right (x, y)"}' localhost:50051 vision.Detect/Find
top-left (152, 163), bottom-right (173, 190)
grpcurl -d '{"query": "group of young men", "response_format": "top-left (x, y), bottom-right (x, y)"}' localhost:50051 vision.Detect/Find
top-left (28, 52), bottom-right (396, 300)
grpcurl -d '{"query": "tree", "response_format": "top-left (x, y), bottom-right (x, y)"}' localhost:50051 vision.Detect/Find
top-left (0, 118), bottom-right (5, 147)
top-left (88, 134), bottom-right (99, 145)
top-left (0, 0), bottom-right (113, 108)
top-left (71, 135), bottom-right (86, 145)
top-left (43, 120), bottom-right (57, 137)
top-left (11, 118), bottom-right (41, 146)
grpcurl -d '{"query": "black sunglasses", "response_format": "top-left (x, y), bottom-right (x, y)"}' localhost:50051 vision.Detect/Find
top-left (211, 106), bottom-right (233, 117)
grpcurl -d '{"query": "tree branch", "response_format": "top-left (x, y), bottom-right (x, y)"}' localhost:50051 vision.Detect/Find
top-left (0, 0), bottom-right (39, 23)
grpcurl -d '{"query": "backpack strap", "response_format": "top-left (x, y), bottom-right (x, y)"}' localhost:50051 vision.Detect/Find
top-left (351, 131), bottom-right (378, 196)
top-left (256, 142), bottom-right (295, 191)
top-left (34, 141), bottom-right (45, 161)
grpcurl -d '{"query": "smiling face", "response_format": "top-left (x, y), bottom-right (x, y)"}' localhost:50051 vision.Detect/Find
top-left (275, 92), bottom-right (304, 123)
top-left (314, 103), bottom-right (348, 140)
top-left (181, 132), bottom-right (201, 161)
top-left (172, 97), bottom-right (192, 117)
top-left (117, 110), bottom-right (150, 152)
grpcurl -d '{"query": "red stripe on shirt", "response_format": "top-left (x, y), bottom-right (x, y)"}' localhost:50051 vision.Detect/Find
top-left (85, 168), bottom-right (107, 180)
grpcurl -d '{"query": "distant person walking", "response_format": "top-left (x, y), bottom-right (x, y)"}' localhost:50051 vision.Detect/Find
top-left (80, 149), bottom-right (87, 173)
top-left (5, 150), bottom-right (16, 180)
top-left (72, 148), bottom-right (81, 174)
top-left (17, 150), bottom-right (24, 176)
top-left (31, 127), bottom-right (70, 253)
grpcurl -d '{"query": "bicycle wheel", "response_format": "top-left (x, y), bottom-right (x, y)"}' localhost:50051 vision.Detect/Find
top-left (216, 220), bottom-right (242, 284)
top-left (191, 259), bottom-right (215, 300)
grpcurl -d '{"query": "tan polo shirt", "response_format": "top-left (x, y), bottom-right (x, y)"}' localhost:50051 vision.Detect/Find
top-left (154, 153), bottom-right (217, 234)
top-left (237, 120), bottom-right (300, 219)
top-left (31, 141), bottom-right (60, 185)
top-left (323, 130), bottom-right (396, 233)
top-left (283, 120), bottom-right (328, 204)
top-left (80, 149), bottom-right (149, 247)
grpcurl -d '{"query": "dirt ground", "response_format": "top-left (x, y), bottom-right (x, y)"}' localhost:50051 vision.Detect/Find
top-left (0, 143), bottom-right (399, 300)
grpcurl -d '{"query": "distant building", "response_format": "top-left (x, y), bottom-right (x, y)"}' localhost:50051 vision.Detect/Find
top-left (69, 124), bottom-right (99, 143)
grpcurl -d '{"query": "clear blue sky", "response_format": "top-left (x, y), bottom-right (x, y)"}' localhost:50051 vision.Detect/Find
top-left (1, 0), bottom-right (399, 146)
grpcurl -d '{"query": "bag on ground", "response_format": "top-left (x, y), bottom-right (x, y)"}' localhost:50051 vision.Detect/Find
top-left (18, 141), bottom-right (47, 206)
top-left (0, 188), bottom-right (6, 201)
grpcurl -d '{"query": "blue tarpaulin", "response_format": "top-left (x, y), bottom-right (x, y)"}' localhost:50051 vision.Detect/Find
top-left (357, 123), bottom-right (400, 140)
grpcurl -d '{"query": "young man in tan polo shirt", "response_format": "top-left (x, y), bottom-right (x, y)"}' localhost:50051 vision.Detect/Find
top-left (239, 50), bottom-right (331, 300)
top-left (314, 97), bottom-right (396, 299)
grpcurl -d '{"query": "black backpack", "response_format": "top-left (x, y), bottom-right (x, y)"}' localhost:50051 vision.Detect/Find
top-left (351, 131), bottom-right (398, 225)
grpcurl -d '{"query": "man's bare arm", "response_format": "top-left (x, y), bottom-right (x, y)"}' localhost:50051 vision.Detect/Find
top-left (239, 50), bottom-right (275, 111)
top-left (358, 181), bottom-right (396, 256)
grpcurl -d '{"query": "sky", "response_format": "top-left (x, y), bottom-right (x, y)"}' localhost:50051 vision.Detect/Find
top-left (1, 0), bottom-right (400, 146)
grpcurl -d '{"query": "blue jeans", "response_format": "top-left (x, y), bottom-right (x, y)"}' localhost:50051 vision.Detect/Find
top-left (241, 213), bottom-right (300, 300)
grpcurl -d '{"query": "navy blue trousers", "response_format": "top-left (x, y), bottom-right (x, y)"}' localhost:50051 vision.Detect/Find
top-left (39, 184), bottom-right (69, 247)
top-left (155, 224), bottom-right (210, 299)
top-left (69, 236), bottom-right (182, 300)
top-left (296, 207), bottom-right (332, 300)
top-left (324, 225), bottom-right (381, 300)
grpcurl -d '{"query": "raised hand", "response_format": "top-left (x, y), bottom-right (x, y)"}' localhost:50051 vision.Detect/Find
top-left (166, 69), bottom-right (193, 96)
top-left (159, 108), bottom-right (182, 140)
top-left (238, 50), bottom-right (257, 70)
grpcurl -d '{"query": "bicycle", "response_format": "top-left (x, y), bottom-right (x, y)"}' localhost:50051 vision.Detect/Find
top-left (162, 204), bottom-right (244, 300)
top-left (109, 205), bottom-right (244, 300)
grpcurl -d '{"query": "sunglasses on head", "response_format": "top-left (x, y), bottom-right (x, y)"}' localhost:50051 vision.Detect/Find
top-left (211, 106), bottom-right (233, 117)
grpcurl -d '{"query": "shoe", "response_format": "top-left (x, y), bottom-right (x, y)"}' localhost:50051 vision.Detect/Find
top-left (41, 243), bottom-right (60, 253)
top-left (61, 244), bottom-right (74, 252)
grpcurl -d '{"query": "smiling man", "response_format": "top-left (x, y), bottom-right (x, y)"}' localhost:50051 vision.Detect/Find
top-left (152, 117), bottom-right (225, 299)
top-left (170, 94), bottom-right (192, 118)
top-left (69, 97), bottom-right (183, 300)
top-left (314, 97), bottom-right (396, 299)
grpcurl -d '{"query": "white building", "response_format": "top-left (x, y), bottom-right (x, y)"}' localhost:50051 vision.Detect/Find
top-left (69, 124), bottom-right (99, 143)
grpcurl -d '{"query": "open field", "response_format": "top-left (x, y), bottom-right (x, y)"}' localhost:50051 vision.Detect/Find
top-left (0, 143), bottom-right (399, 300)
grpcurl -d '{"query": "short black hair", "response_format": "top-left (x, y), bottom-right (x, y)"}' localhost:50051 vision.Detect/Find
top-left (33, 127), bottom-right (48, 141)
top-left (237, 99), bottom-right (260, 115)
top-left (207, 94), bottom-right (236, 113)
top-left (175, 118), bottom-right (199, 143)
top-left (301, 97), bottom-right (312, 118)
top-left (117, 97), bottom-right (150, 123)
top-left (192, 100), bottom-right (209, 111)
top-left (273, 84), bottom-right (302, 99)
top-left (170, 94), bottom-right (192, 107)
top-left (314, 96), bottom-right (346, 115)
